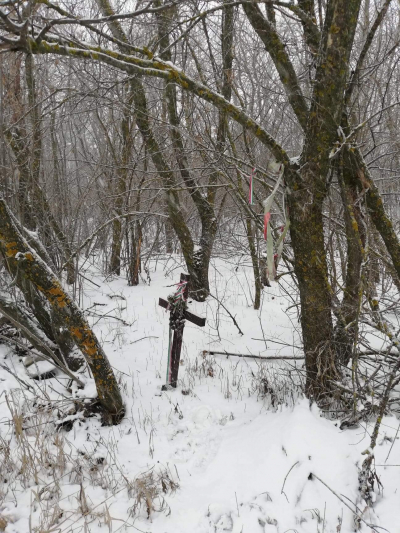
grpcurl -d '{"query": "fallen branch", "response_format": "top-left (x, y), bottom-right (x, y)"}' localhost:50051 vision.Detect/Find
top-left (203, 350), bottom-right (304, 361)
top-left (252, 337), bottom-right (302, 349)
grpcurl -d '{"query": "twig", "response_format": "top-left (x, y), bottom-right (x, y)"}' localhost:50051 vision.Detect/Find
top-left (130, 336), bottom-right (159, 344)
top-left (61, 211), bottom-right (167, 271)
top-left (208, 292), bottom-right (244, 336)
top-left (281, 461), bottom-right (299, 503)
top-left (87, 309), bottom-right (132, 326)
top-left (312, 473), bottom-right (384, 533)
top-left (385, 420), bottom-right (400, 463)
top-left (79, 272), bottom-right (101, 288)
top-left (252, 338), bottom-right (302, 349)
top-left (0, 362), bottom-right (35, 391)
top-left (235, 492), bottom-right (240, 517)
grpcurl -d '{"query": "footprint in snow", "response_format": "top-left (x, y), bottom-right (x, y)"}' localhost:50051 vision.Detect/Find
top-left (169, 405), bottom-right (224, 471)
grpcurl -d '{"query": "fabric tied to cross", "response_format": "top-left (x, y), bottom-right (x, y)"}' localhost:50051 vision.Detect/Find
top-left (166, 280), bottom-right (188, 311)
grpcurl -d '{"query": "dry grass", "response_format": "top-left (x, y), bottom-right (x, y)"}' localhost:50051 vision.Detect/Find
top-left (0, 516), bottom-right (8, 531)
top-left (0, 388), bottom-right (179, 531)
top-left (183, 351), bottom-right (304, 408)
top-left (128, 467), bottom-right (179, 519)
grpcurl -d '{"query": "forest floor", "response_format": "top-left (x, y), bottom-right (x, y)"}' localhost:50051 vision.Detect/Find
top-left (0, 256), bottom-right (399, 533)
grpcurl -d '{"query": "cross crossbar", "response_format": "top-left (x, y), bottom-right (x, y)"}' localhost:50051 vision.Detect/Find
top-left (158, 298), bottom-right (206, 327)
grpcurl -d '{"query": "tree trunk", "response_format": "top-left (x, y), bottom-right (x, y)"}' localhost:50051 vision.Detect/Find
top-left (190, 247), bottom-right (211, 302)
top-left (155, 0), bottom-right (223, 302)
top-left (5, 55), bottom-right (76, 284)
top-left (109, 85), bottom-right (134, 277)
top-left (243, 0), bottom-right (361, 402)
top-left (0, 199), bottom-right (124, 424)
top-left (0, 291), bottom-right (83, 377)
top-left (334, 148), bottom-right (365, 366)
top-left (353, 147), bottom-right (400, 280)
top-left (127, 221), bottom-right (142, 286)
top-left (110, 216), bottom-right (123, 275)
top-left (247, 219), bottom-right (262, 309)
top-left (287, 174), bottom-right (339, 401)
top-left (165, 216), bottom-right (174, 254)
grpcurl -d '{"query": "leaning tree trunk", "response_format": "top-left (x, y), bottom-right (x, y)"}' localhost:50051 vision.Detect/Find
top-left (0, 199), bottom-right (124, 424)
top-left (352, 147), bottom-right (400, 280)
top-left (2, 206), bottom-right (78, 363)
top-left (0, 290), bottom-right (83, 379)
top-left (5, 55), bottom-right (75, 284)
top-left (156, 0), bottom-right (225, 302)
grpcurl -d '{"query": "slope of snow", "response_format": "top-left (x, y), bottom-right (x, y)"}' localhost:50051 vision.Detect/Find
top-left (0, 256), bottom-right (399, 533)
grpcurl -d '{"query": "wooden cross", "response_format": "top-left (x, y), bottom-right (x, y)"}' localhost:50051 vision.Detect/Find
top-left (159, 273), bottom-right (206, 389)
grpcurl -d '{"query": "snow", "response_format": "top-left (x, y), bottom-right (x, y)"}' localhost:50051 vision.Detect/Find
top-left (0, 257), bottom-right (399, 532)
top-left (25, 359), bottom-right (55, 378)
top-left (153, 58), bottom-right (183, 73)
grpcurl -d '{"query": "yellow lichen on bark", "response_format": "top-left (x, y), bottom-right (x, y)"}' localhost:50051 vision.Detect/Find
top-left (70, 326), bottom-right (98, 357)
top-left (48, 285), bottom-right (68, 307)
top-left (5, 241), bottom-right (18, 257)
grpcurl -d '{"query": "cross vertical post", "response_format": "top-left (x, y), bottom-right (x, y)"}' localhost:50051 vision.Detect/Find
top-left (168, 273), bottom-right (189, 388)
top-left (159, 273), bottom-right (206, 389)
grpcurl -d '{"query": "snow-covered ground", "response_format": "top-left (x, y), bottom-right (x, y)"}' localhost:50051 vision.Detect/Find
top-left (0, 256), bottom-right (399, 533)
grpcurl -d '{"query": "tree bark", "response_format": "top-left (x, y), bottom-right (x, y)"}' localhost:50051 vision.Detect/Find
top-left (109, 85), bottom-right (135, 276)
top-left (287, 170), bottom-right (339, 401)
top-left (334, 148), bottom-right (366, 366)
top-left (0, 291), bottom-right (84, 380)
top-left (353, 147), bottom-right (400, 280)
top-left (0, 199), bottom-right (124, 424)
